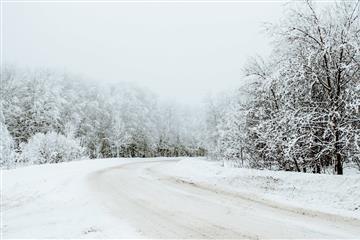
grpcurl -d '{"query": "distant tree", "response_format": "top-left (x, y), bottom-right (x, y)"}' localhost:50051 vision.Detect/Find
top-left (218, 98), bottom-right (247, 167)
top-left (0, 109), bottom-right (16, 168)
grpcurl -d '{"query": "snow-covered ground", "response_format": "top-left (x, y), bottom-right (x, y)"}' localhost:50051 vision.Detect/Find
top-left (156, 158), bottom-right (360, 220)
top-left (2, 157), bottom-right (360, 238)
top-left (1, 158), bottom-right (140, 238)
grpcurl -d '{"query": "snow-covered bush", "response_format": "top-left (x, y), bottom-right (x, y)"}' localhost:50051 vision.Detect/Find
top-left (20, 132), bottom-right (86, 165)
top-left (0, 122), bottom-right (16, 168)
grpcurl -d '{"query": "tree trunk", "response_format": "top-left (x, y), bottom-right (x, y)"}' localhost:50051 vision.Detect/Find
top-left (333, 111), bottom-right (343, 175)
top-left (335, 153), bottom-right (343, 175)
top-left (293, 158), bottom-right (301, 172)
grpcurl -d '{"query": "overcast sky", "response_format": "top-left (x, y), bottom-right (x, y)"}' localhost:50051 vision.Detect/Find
top-left (3, 1), bottom-right (285, 105)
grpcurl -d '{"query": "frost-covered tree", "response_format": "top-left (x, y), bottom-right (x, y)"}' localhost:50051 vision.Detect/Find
top-left (108, 116), bottom-right (131, 158)
top-left (207, 0), bottom-right (360, 174)
top-left (0, 109), bottom-right (16, 168)
top-left (218, 97), bottom-right (247, 167)
top-left (271, 0), bottom-right (360, 174)
top-left (204, 94), bottom-right (231, 159)
top-left (1, 68), bottom-right (64, 147)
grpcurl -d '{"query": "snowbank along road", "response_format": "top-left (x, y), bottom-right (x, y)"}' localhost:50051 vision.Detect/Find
top-left (88, 159), bottom-right (360, 239)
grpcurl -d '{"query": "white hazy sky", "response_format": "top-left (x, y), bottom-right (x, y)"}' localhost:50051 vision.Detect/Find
top-left (3, 1), bottom-right (285, 104)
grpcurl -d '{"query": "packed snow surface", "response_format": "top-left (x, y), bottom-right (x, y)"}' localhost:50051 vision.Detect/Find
top-left (157, 158), bottom-right (360, 220)
top-left (1, 159), bottom-right (139, 238)
top-left (2, 158), bottom-right (360, 238)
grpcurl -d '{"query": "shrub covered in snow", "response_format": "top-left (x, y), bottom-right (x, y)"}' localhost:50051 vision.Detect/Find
top-left (20, 132), bottom-right (86, 165)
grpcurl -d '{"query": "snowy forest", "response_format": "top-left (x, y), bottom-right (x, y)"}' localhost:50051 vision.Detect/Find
top-left (0, 68), bottom-right (206, 167)
top-left (1, 1), bottom-right (359, 175)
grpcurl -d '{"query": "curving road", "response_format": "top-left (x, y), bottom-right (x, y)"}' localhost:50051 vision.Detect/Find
top-left (88, 159), bottom-right (360, 239)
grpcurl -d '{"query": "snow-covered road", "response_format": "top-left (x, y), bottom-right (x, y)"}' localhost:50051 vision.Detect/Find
top-left (88, 159), bottom-right (360, 239)
top-left (2, 158), bottom-right (360, 238)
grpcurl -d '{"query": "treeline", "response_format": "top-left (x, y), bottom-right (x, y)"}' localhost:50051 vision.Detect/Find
top-left (0, 67), bottom-right (205, 168)
top-left (205, 1), bottom-right (360, 174)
